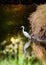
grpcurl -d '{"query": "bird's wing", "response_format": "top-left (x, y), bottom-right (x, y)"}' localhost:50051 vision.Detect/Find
top-left (24, 31), bottom-right (30, 38)
top-left (24, 40), bottom-right (31, 50)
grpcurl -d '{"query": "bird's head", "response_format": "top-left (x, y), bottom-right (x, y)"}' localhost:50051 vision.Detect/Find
top-left (20, 26), bottom-right (25, 29)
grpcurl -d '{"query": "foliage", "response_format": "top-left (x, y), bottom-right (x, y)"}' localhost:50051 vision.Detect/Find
top-left (0, 35), bottom-right (25, 59)
top-left (0, 4), bottom-right (42, 65)
top-left (0, 54), bottom-right (42, 65)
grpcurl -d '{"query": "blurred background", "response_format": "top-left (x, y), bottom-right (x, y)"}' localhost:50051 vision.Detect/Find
top-left (0, 0), bottom-right (46, 4)
top-left (0, 0), bottom-right (46, 65)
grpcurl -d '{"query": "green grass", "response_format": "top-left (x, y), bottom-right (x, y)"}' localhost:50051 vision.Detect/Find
top-left (0, 54), bottom-right (42, 65)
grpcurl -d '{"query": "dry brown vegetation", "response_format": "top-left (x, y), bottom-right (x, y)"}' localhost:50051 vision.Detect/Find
top-left (29, 4), bottom-right (46, 39)
top-left (29, 4), bottom-right (46, 65)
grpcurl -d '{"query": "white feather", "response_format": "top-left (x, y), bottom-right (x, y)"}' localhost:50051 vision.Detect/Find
top-left (21, 26), bottom-right (30, 39)
top-left (24, 40), bottom-right (31, 54)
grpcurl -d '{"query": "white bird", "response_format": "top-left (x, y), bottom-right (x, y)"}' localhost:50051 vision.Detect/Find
top-left (20, 26), bottom-right (30, 39)
top-left (24, 40), bottom-right (31, 54)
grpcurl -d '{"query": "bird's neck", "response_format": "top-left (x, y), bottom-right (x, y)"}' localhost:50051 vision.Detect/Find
top-left (22, 27), bottom-right (24, 33)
